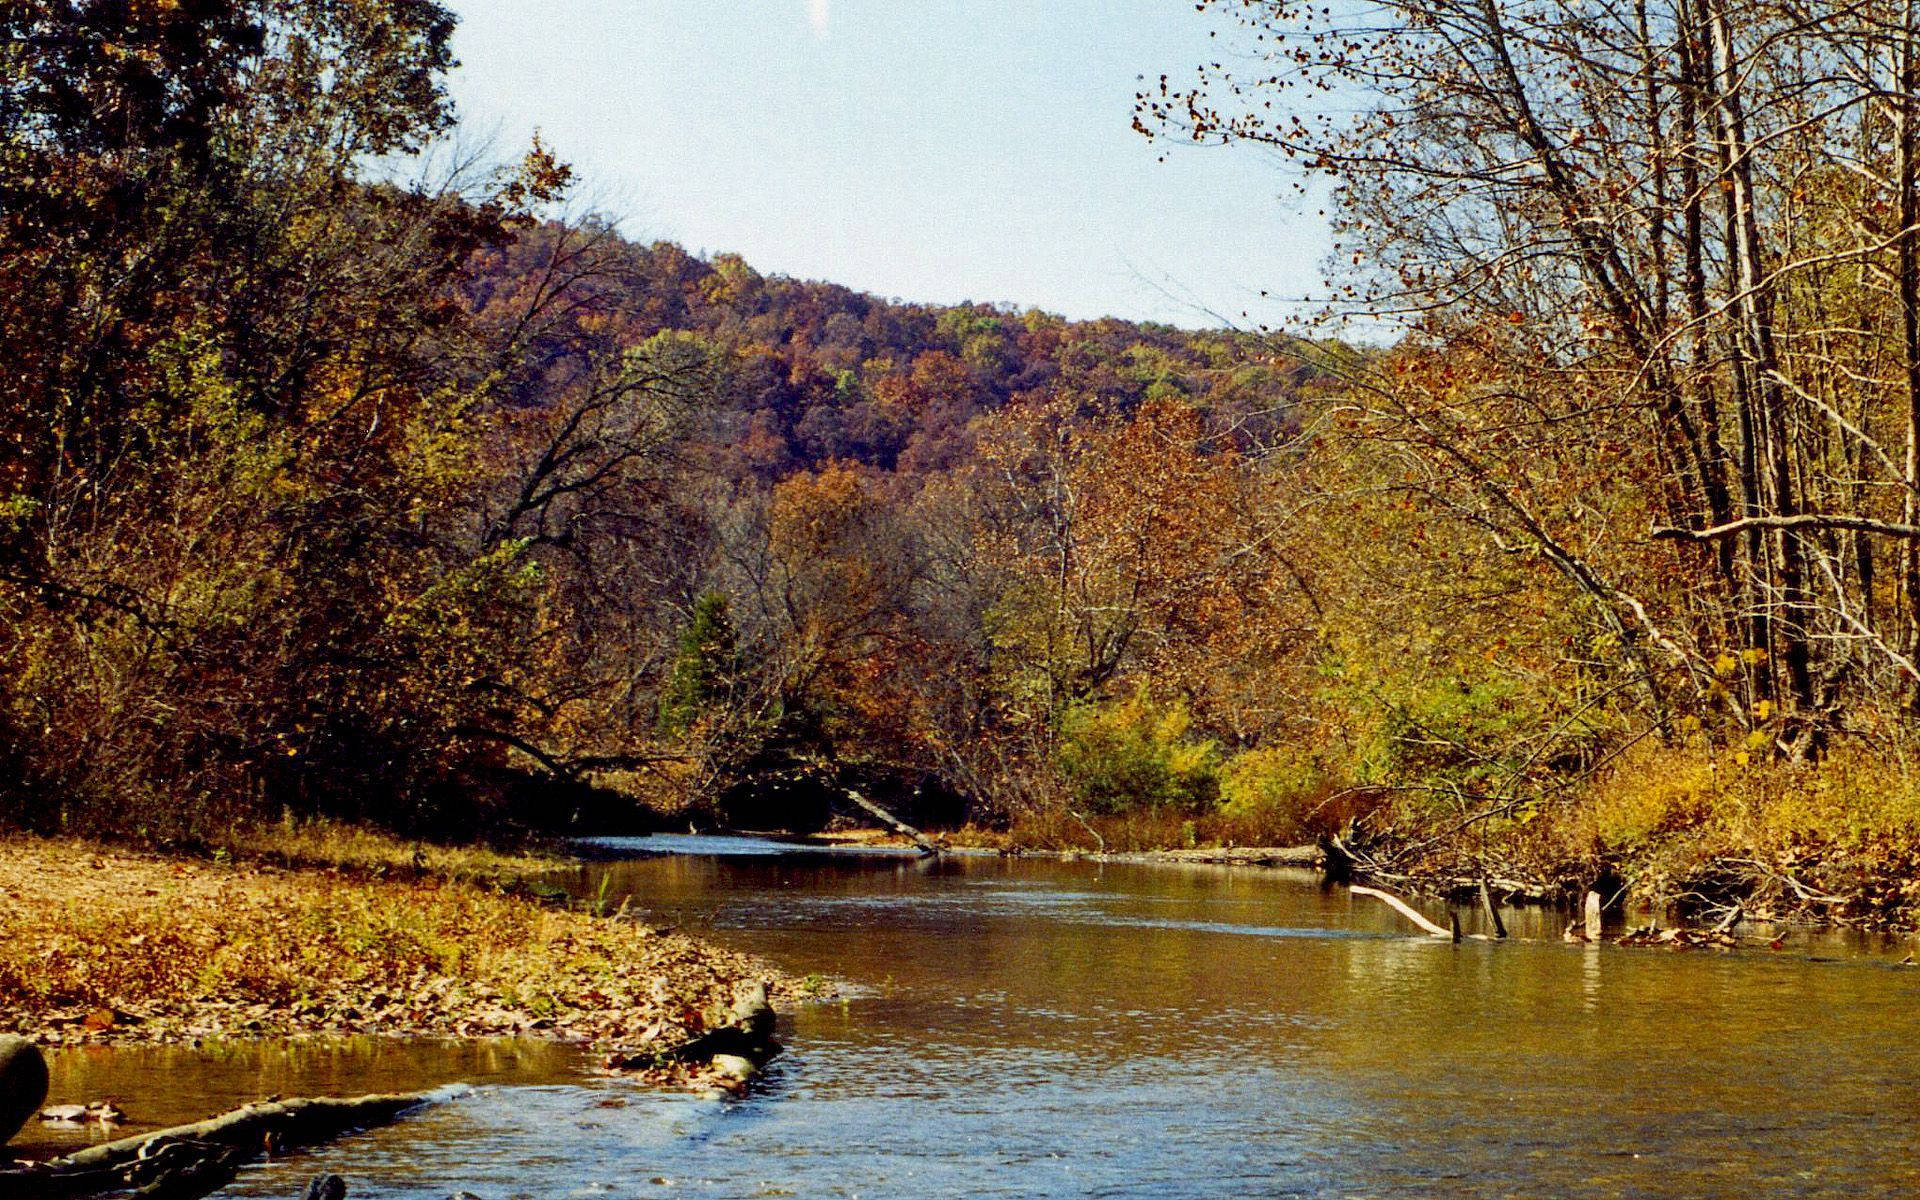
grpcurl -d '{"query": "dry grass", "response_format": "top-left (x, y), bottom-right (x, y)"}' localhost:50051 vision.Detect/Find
top-left (0, 837), bottom-right (802, 1073)
top-left (1484, 741), bottom-right (1920, 928)
top-left (977, 804), bottom-right (1335, 854)
top-left (209, 817), bottom-right (569, 883)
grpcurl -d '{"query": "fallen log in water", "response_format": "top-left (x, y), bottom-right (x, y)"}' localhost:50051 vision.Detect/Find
top-left (1130, 845), bottom-right (1321, 868)
top-left (1351, 884), bottom-right (1456, 938)
top-left (1016, 844), bottom-right (1322, 869)
top-left (668, 980), bottom-right (778, 1065)
top-left (1350, 884), bottom-right (1504, 941)
top-left (840, 786), bottom-right (941, 858)
top-left (1477, 877), bottom-right (1509, 940)
top-left (2, 1091), bottom-right (438, 1200)
top-left (302, 1176), bottom-right (347, 1200)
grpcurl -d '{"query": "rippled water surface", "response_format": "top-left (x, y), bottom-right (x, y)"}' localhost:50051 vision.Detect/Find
top-left (36, 836), bottom-right (1920, 1198)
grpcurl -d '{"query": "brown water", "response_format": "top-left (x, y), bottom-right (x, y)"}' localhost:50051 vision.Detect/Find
top-left (33, 834), bottom-right (1920, 1197)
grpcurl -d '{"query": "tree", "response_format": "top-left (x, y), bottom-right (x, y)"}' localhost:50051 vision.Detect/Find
top-left (659, 592), bottom-right (741, 735)
top-left (1143, 0), bottom-right (1920, 756)
top-left (0, 0), bottom-right (572, 834)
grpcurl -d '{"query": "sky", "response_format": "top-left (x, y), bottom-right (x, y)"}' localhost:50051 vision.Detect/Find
top-left (443, 1), bottom-right (1331, 329)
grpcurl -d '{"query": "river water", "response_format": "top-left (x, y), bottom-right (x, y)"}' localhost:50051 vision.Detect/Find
top-left (30, 834), bottom-right (1920, 1198)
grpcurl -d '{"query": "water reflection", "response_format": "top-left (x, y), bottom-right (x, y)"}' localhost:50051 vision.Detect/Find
top-left (26, 1039), bottom-right (582, 1158)
top-left (41, 840), bottom-right (1920, 1198)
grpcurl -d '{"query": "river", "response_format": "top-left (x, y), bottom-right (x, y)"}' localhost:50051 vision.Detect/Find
top-left (30, 834), bottom-right (1920, 1197)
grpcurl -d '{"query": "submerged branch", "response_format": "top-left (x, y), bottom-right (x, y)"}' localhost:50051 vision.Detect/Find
top-left (2, 1091), bottom-right (440, 1200)
top-left (1350, 884), bottom-right (1457, 939)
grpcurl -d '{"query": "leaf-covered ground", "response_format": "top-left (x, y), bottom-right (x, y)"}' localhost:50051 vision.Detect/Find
top-left (0, 838), bottom-right (804, 1084)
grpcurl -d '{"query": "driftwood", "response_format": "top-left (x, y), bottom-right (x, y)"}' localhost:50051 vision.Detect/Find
top-left (1351, 885), bottom-right (1455, 938)
top-left (3, 1092), bottom-right (434, 1200)
top-left (1364, 870), bottom-right (1556, 906)
top-left (1318, 834), bottom-right (1353, 885)
top-left (1350, 884), bottom-right (1505, 942)
top-left (669, 981), bottom-right (778, 1065)
top-left (1712, 903), bottom-right (1743, 933)
top-left (1138, 845), bottom-right (1320, 868)
top-left (1048, 845), bottom-right (1321, 869)
top-left (1477, 877), bottom-right (1509, 940)
top-left (302, 1176), bottom-right (347, 1200)
top-left (840, 786), bottom-right (940, 858)
top-left (1067, 809), bottom-right (1106, 853)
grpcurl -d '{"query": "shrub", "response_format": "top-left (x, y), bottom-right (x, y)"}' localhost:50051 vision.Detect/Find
top-left (1218, 745), bottom-right (1336, 841)
top-left (1056, 689), bottom-right (1219, 815)
top-left (1581, 749), bottom-right (1719, 853)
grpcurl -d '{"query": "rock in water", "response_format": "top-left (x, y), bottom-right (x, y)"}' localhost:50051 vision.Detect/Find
top-left (730, 981), bottom-right (775, 1043)
top-left (303, 1174), bottom-right (348, 1200)
top-left (0, 1035), bottom-right (49, 1145)
top-left (709, 1053), bottom-right (757, 1083)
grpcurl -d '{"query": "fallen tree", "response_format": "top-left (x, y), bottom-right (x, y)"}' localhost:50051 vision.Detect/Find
top-left (838, 786), bottom-right (941, 858)
top-left (3, 1092), bottom-right (439, 1200)
top-left (1351, 884), bottom-right (1458, 939)
top-left (1098, 845), bottom-right (1320, 868)
top-left (1350, 883), bottom-right (1516, 942)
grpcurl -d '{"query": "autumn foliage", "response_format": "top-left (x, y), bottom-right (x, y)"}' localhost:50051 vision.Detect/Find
top-left (22, 0), bottom-right (1920, 925)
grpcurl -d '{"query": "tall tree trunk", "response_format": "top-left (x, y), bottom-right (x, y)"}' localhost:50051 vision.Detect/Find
top-left (1898, 1), bottom-right (1920, 704)
top-left (1701, 0), bottom-right (1818, 723)
top-left (1676, 4), bottom-right (1741, 640)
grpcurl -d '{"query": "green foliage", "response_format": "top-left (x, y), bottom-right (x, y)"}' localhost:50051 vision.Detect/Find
top-left (658, 592), bottom-right (741, 735)
top-left (0, 0), bottom-right (1329, 855)
top-left (1362, 676), bottom-right (1537, 787)
top-left (0, 0), bottom-right (561, 839)
top-left (1056, 689), bottom-right (1220, 815)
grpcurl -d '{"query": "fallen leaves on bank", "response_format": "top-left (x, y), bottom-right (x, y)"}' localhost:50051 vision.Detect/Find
top-left (0, 837), bottom-right (805, 1085)
top-left (1610, 923), bottom-right (1739, 949)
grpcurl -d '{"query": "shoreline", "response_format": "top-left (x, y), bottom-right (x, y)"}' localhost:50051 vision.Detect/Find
top-left (783, 826), bottom-right (1920, 941)
top-left (0, 837), bottom-right (804, 1090)
top-left (787, 827), bottom-right (1322, 868)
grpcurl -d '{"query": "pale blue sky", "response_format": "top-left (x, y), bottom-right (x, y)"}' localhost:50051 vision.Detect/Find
top-left (445, 2), bottom-right (1329, 328)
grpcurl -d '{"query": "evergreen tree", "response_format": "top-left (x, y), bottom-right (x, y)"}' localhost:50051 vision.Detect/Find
top-left (658, 592), bottom-right (740, 734)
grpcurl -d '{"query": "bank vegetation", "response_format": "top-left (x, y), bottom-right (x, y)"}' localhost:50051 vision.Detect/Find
top-left (0, 835), bottom-right (797, 1081)
top-left (14, 0), bottom-right (1920, 932)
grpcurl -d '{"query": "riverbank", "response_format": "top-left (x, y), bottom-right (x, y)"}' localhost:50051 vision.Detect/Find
top-left (825, 792), bottom-right (1920, 937)
top-left (386, 833), bottom-right (1920, 1198)
top-left (0, 836), bottom-right (804, 1085)
top-left (909, 739), bottom-right (1920, 934)
top-left (800, 825), bottom-right (1317, 863)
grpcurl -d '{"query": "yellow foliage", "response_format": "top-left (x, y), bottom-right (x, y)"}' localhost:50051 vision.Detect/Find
top-left (1057, 687), bottom-right (1220, 814)
top-left (1218, 745), bottom-right (1329, 835)
top-left (1580, 747), bottom-right (1719, 851)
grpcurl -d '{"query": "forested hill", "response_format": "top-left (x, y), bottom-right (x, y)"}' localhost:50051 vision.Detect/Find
top-left (0, 5), bottom-right (1332, 859)
top-left (467, 227), bottom-right (1316, 482)
top-left (435, 222), bottom-right (1338, 836)
top-left (25, 0), bottom-right (1920, 932)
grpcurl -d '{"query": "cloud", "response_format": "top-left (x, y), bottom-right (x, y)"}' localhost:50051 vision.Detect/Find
top-left (807, 0), bottom-right (829, 35)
